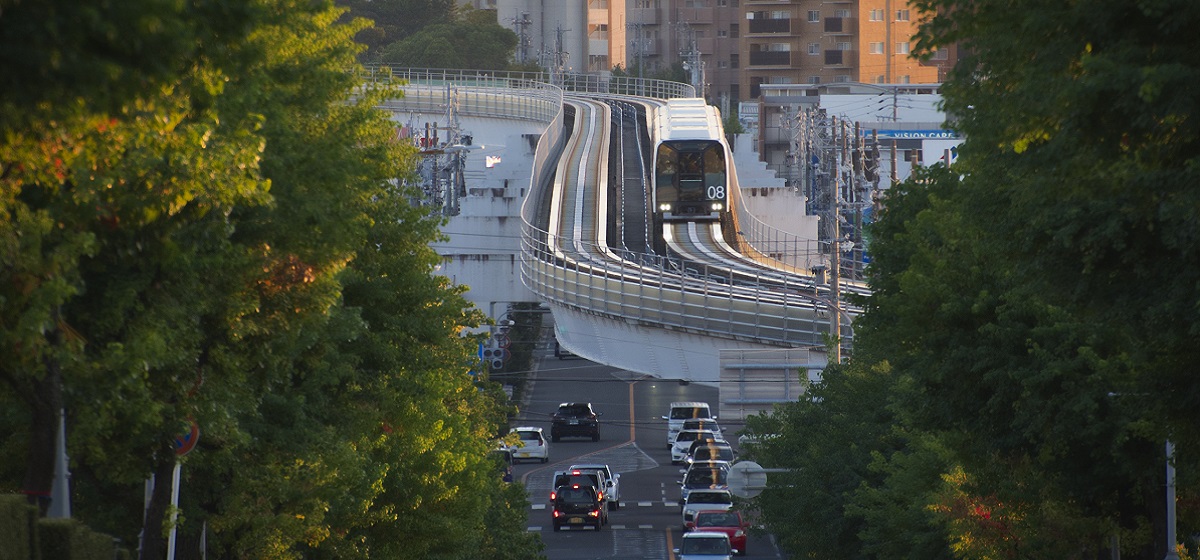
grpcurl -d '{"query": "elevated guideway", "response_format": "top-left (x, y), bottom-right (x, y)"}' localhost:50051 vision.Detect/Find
top-left (370, 68), bottom-right (856, 413)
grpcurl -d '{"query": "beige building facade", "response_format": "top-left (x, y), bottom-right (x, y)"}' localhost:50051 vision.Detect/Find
top-left (466, 0), bottom-right (953, 108)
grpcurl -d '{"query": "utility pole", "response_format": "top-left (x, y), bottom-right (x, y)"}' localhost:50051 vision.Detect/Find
top-left (678, 23), bottom-right (706, 99)
top-left (511, 11), bottom-right (532, 65)
top-left (830, 117), bottom-right (845, 362)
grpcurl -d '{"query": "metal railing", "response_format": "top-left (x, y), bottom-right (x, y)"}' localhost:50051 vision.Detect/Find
top-left (359, 69), bottom-right (840, 347)
top-left (358, 65), bottom-right (696, 101)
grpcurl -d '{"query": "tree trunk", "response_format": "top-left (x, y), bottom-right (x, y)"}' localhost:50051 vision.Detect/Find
top-left (22, 328), bottom-right (63, 515)
top-left (140, 451), bottom-right (178, 560)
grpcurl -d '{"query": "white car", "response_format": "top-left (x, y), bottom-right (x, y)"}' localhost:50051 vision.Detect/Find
top-left (568, 463), bottom-right (621, 510)
top-left (509, 427), bottom-right (549, 463)
top-left (671, 429), bottom-right (724, 464)
top-left (674, 531), bottom-right (736, 559)
top-left (663, 401), bottom-right (715, 448)
top-left (681, 489), bottom-right (734, 531)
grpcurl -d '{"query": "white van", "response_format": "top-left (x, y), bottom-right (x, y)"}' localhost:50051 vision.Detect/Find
top-left (662, 401), bottom-right (714, 448)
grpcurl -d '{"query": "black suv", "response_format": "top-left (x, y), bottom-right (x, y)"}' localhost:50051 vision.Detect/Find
top-left (551, 484), bottom-right (604, 531)
top-left (551, 402), bottom-right (601, 442)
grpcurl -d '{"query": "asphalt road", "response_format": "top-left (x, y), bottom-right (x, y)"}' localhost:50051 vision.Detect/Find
top-left (510, 337), bottom-right (787, 560)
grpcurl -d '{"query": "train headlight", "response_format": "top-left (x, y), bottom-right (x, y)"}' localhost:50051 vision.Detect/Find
top-left (659, 203), bottom-right (672, 212)
top-left (711, 202), bottom-right (724, 211)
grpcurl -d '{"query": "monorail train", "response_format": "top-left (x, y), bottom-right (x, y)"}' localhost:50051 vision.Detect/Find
top-left (650, 98), bottom-right (732, 222)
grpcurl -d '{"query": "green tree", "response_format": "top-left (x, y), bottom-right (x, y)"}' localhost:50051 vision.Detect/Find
top-left (378, 8), bottom-right (518, 70)
top-left (0, 1), bottom-right (543, 558)
top-left (336, 0), bottom-right (457, 60)
top-left (853, 0), bottom-right (1200, 556)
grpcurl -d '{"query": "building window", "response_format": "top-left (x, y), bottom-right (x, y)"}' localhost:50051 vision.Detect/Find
top-left (899, 75), bottom-right (911, 83)
top-left (730, 23), bottom-right (739, 38)
top-left (836, 42), bottom-right (851, 51)
top-left (769, 43), bottom-right (791, 52)
top-left (718, 29), bottom-right (728, 38)
top-left (807, 10), bottom-right (820, 22)
top-left (932, 48), bottom-right (949, 60)
top-left (770, 10), bottom-right (789, 19)
top-left (808, 43), bottom-right (820, 55)
top-left (731, 54), bottom-right (739, 68)
top-left (808, 75), bottom-right (821, 85)
top-left (768, 76), bottom-right (793, 84)
top-left (896, 9), bottom-right (910, 21)
top-left (834, 9), bottom-right (851, 18)
top-left (874, 75), bottom-right (886, 84)
top-left (834, 75), bottom-right (850, 83)
top-left (869, 9), bottom-right (884, 21)
top-left (718, 60), bottom-right (728, 68)
top-left (718, 0), bottom-right (727, 5)
top-left (869, 42), bottom-right (884, 54)
top-left (895, 42), bottom-right (910, 55)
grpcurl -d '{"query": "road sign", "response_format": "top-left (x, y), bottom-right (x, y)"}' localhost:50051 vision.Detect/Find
top-left (174, 420), bottom-right (200, 457)
top-left (727, 461), bottom-right (769, 498)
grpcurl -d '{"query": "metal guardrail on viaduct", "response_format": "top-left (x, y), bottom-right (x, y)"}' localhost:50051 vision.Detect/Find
top-left (365, 66), bottom-right (839, 350)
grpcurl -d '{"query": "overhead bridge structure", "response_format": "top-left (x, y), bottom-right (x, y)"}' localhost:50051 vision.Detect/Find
top-left (367, 67), bottom-right (860, 417)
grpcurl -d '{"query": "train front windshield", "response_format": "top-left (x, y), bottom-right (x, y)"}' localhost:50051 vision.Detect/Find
top-left (655, 140), bottom-right (726, 216)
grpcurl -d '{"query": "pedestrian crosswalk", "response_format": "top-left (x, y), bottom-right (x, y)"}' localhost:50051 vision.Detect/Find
top-left (531, 500), bottom-right (679, 511)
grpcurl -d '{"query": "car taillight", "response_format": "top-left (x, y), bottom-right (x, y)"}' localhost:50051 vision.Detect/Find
top-left (552, 510), bottom-right (561, 518)
top-left (549, 491), bottom-right (557, 500)
top-left (597, 491), bottom-right (603, 500)
top-left (588, 509), bottom-right (600, 517)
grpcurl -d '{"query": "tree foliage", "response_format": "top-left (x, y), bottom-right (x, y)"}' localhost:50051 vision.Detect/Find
top-left (0, 1), bottom-right (542, 559)
top-left (336, 0), bottom-right (457, 59)
top-left (748, 0), bottom-right (1200, 558)
top-left (377, 8), bottom-right (518, 70)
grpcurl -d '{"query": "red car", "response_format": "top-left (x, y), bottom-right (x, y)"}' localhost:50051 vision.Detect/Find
top-left (691, 510), bottom-right (749, 556)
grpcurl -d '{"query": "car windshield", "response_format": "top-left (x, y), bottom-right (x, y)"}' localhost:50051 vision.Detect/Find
top-left (559, 488), bottom-right (594, 503)
top-left (690, 492), bottom-right (731, 505)
top-left (697, 512), bottom-right (739, 527)
top-left (559, 404), bottom-right (591, 416)
top-left (685, 469), bottom-right (726, 486)
top-left (682, 537), bottom-right (729, 554)
top-left (671, 407), bottom-right (710, 420)
top-left (676, 431), bottom-right (712, 443)
top-left (693, 447), bottom-right (733, 462)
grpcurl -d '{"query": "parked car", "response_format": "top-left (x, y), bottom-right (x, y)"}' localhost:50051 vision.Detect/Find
top-left (692, 510), bottom-right (749, 555)
top-left (686, 442), bottom-right (736, 465)
top-left (553, 336), bottom-right (576, 359)
top-left (508, 427), bottom-right (549, 463)
top-left (674, 531), bottom-right (736, 559)
top-left (663, 401), bottom-right (715, 448)
top-left (672, 429), bottom-right (723, 464)
top-left (681, 489), bottom-right (734, 531)
top-left (489, 447), bottom-right (514, 483)
top-left (551, 402), bottom-right (601, 442)
top-left (568, 463), bottom-right (621, 510)
top-left (551, 484), bottom-right (605, 532)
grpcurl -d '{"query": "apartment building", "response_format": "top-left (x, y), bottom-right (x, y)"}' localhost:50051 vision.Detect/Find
top-left (740, 0), bottom-right (952, 99)
top-left (469, 0), bottom-right (954, 115)
top-left (481, 0), bottom-right (626, 74)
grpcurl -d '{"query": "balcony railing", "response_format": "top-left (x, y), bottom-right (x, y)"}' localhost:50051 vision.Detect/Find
top-left (749, 51), bottom-right (791, 66)
top-left (748, 18), bottom-right (790, 34)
